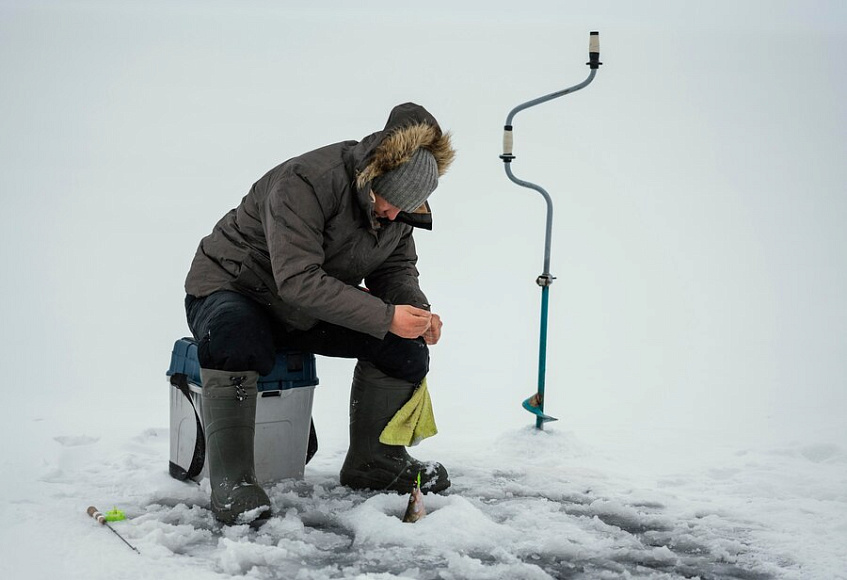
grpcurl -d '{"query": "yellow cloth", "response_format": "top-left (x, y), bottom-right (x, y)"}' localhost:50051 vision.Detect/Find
top-left (379, 378), bottom-right (438, 446)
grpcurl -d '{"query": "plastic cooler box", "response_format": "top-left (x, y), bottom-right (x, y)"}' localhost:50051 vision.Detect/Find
top-left (166, 338), bottom-right (319, 484)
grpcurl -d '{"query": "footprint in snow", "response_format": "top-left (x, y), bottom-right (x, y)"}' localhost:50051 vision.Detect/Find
top-left (53, 435), bottom-right (100, 447)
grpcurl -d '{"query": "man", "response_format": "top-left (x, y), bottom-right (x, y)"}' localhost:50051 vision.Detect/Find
top-left (184, 102), bottom-right (455, 525)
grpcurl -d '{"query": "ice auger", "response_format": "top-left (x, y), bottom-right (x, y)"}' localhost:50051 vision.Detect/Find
top-left (500, 31), bottom-right (602, 429)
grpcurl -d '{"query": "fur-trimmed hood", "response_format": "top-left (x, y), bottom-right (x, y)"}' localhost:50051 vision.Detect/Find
top-left (354, 103), bottom-right (455, 228)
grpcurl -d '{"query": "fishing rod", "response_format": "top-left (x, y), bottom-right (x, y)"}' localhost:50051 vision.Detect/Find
top-left (500, 31), bottom-right (602, 430)
top-left (87, 506), bottom-right (140, 554)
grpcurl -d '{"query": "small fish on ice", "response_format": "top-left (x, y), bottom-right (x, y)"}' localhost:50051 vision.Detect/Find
top-left (402, 472), bottom-right (426, 523)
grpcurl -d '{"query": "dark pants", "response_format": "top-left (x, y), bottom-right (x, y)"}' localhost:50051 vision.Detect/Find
top-left (185, 291), bottom-right (429, 383)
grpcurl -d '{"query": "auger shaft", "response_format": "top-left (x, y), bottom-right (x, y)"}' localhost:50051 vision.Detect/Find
top-left (500, 31), bottom-right (602, 429)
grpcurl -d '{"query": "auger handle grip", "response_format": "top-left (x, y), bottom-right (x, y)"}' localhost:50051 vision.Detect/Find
top-left (588, 31), bottom-right (602, 69)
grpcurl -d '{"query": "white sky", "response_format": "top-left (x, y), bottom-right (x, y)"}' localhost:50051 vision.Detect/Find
top-left (1, 0), bottom-right (845, 451)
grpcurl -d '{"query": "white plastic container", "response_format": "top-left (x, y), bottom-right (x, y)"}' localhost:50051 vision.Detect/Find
top-left (167, 338), bottom-right (318, 484)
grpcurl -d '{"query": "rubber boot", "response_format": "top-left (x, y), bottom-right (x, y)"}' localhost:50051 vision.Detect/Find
top-left (200, 368), bottom-right (271, 526)
top-left (340, 361), bottom-right (450, 494)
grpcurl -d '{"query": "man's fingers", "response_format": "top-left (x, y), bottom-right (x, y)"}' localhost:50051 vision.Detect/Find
top-left (421, 313), bottom-right (441, 345)
top-left (390, 305), bottom-right (435, 339)
top-left (399, 305), bottom-right (431, 318)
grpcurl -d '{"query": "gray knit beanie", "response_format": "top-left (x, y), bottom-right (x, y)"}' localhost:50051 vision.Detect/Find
top-left (372, 148), bottom-right (439, 213)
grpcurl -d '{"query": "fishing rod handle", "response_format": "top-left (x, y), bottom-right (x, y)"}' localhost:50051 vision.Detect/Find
top-left (87, 506), bottom-right (107, 525)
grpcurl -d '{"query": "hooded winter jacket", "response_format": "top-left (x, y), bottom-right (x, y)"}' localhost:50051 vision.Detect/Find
top-left (184, 103), bottom-right (455, 339)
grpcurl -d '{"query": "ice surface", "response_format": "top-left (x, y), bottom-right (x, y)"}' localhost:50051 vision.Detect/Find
top-left (4, 423), bottom-right (846, 579)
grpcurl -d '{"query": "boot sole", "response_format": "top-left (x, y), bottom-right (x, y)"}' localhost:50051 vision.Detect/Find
top-left (212, 502), bottom-right (272, 527)
top-left (211, 486), bottom-right (272, 526)
top-left (340, 470), bottom-right (450, 494)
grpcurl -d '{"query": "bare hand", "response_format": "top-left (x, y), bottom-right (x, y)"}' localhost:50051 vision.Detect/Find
top-left (422, 313), bottom-right (442, 345)
top-left (390, 305), bottom-right (432, 339)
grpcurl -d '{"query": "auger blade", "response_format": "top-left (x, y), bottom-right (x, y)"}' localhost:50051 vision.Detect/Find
top-left (522, 393), bottom-right (558, 423)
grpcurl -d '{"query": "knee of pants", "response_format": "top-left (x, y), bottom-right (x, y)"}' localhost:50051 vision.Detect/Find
top-left (198, 330), bottom-right (276, 375)
top-left (189, 292), bottom-right (277, 375)
top-left (373, 337), bottom-right (430, 384)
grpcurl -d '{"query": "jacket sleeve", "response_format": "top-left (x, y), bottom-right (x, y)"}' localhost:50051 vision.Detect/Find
top-left (365, 226), bottom-right (429, 309)
top-left (262, 173), bottom-right (395, 339)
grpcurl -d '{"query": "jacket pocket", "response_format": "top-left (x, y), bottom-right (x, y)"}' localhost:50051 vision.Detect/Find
top-left (230, 256), bottom-right (276, 306)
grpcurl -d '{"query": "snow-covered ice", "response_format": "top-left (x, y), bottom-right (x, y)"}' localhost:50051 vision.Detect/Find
top-left (4, 419), bottom-right (845, 579)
